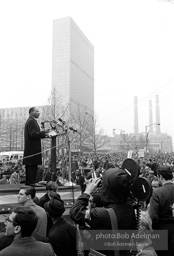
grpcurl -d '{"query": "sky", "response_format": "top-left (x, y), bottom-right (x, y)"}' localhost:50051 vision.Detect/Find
top-left (0, 0), bottom-right (174, 141)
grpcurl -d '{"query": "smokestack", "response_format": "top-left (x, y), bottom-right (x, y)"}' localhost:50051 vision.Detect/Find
top-left (155, 95), bottom-right (161, 135)
top-left (149, 100), bottom-right (153, 133)
top-left (134, 96), bottom-right (139, 135)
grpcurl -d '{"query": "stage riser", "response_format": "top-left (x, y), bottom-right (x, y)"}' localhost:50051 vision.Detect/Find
top-left (0, 199), bottom-right (74, 214)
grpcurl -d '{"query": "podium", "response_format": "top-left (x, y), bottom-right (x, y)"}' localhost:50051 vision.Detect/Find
top-left (48, 130), bottom-right (58, 181)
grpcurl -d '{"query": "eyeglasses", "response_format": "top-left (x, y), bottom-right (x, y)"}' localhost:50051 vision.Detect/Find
top-left (4, 217), bottom-right (17, 225)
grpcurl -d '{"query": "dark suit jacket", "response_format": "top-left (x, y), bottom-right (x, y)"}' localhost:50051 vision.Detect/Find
top-left (39, 193), bottom-right (50, 208)
top-left (70, 193), bottom-right (136, 256)
top-left (23, 116), bottom-right (46, 165)
top-left (149, 182), bottom-right (174, 255)
top-left (0, 232), bottom-right (49, 251)
top-left (39, 193), bottom-right (61, 208)
top-left (0, 236), bottom-right (54, 256)
top-left (48, 217), bottom-right (77, 256)
top-left (39, 192), bottom-right (61, 235)
top-left (75, 175), bottom-right (86, 193)
top-left (149, 182), bottom-right (174, 228)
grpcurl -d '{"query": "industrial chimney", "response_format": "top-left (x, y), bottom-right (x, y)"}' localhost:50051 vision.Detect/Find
top-left (155, 95), bottom-right (161, 135)
top-left (149, 100), bottom-right (153, 133)
top-left (134, 96), bottom-right (139, 135)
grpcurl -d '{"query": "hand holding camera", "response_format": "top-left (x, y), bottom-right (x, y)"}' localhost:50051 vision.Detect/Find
top-left (84, 178), bottom-right (101, 195)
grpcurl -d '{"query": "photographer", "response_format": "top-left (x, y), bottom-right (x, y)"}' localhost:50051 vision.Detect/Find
top-left (70, 168), bottom-right (136, 256)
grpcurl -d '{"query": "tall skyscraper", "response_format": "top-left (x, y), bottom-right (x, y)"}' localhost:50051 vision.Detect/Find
top-left (52, 17), bottom-right (94, 116)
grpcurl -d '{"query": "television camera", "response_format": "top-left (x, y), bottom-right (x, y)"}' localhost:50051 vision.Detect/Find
top-left (93, 158), bottom-right (152, 228)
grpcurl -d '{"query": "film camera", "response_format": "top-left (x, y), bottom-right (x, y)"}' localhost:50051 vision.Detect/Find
top-left (122, 158), bottom-right (152, 202)
top-left (91, 158), bottom-right (152, 204)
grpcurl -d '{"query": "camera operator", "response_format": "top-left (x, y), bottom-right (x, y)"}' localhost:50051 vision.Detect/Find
top-left (70, 168), bottom-right (136, 256)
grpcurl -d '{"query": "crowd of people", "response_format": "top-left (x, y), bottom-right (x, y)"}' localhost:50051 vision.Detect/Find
top-left (0, 182), bottom-right (77, 256)
top-left (0, 152), bottom-right (174, 255)
top-left (1, 107), bottom-right (174, 255)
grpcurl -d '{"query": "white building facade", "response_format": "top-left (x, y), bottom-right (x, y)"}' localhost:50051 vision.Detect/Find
top-left (52, 17), bottom-right (94, 115)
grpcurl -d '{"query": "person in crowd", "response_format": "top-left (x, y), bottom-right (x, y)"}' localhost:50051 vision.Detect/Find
top-left (16, 165), bottom-right (26, 184)
top-left (148, 166), bottom-right (174, 256)
top-left (0, 175), bottom-right (8, 184)
top-left (93, 156), bottom-right (100, 171)
top-left (44, 194), bottom-right (77, 256)
top-left (146, 170), bottom-right (155, 183)
top-left (70, 167), bottom-right (136, 256)
top-left (103, 157), bottom-right (110, 171)
top-left (81, 157), bottom-right (88, 168)
top-left (23, 107), bottom-right (49, 186)
top-left (151, 177), bottom-right (160, 191)
top-left (151, 160), bottom-right (158, 177)
top-left (71, 155), bottom-right (79, 181)
top-left (0, 206), bottom-right (55, 256)
top-left (17, 186), bottom-right (47, 237)
top-left (10, 166), bottom-right (20, 184)
top-left (73, 169), bottom-right (86, 194)
top-left (94, 168), bottom-right (103, 178)
top-left (136, 211), bottom-right (157, 256)
top-left (39, 181), bottom-right (59, 208)
top-left (39, 181), bottom-right (60, 234)
top-left (71, 155), bottom-right (79, 172)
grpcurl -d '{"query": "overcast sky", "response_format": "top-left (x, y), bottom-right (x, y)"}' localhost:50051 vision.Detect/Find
top-left (0, 0), bottom-right (174, 141)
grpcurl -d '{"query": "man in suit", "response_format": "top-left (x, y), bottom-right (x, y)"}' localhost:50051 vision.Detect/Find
top-left (17, 186), bottom-right (47, 238)
top-left (23, 107), bottom-right (49, 185)
top-left (45, 194), bottom-right (77, 256)
top-left (0, 206), bottom-right (55, 256)
top-left (39, 181), bottom-right (60, 208)
top-left (149, 166), bottom-right (174, 256)
top-left (39, 181), bottom-right (60, 234)
top-left (73, 169), bottom-right (86, 194)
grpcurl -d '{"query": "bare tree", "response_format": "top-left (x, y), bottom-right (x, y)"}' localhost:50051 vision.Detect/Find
top-left (85, 114), bottom-right (110, 154)
top-left (42, 87), bottom-right (70, 122)
top-left (69, 105), bottom-right (90, 155)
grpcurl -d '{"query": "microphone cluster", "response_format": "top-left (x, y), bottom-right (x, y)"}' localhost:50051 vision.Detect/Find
top-left (58, 118), bottom-right (78, 133)
top-left (41, 118), bottom-right (78, 134)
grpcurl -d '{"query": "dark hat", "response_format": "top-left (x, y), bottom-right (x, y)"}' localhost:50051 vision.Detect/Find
top-left (102, 168), bottom-right (129, 204)
top-left (44, 194), bottom-right (65, 216)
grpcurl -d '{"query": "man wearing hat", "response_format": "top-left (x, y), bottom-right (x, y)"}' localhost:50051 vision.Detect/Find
top-left (149, 166), bottom-right (174, 255)
top-left (44, 195), bottom-right (77, 256)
